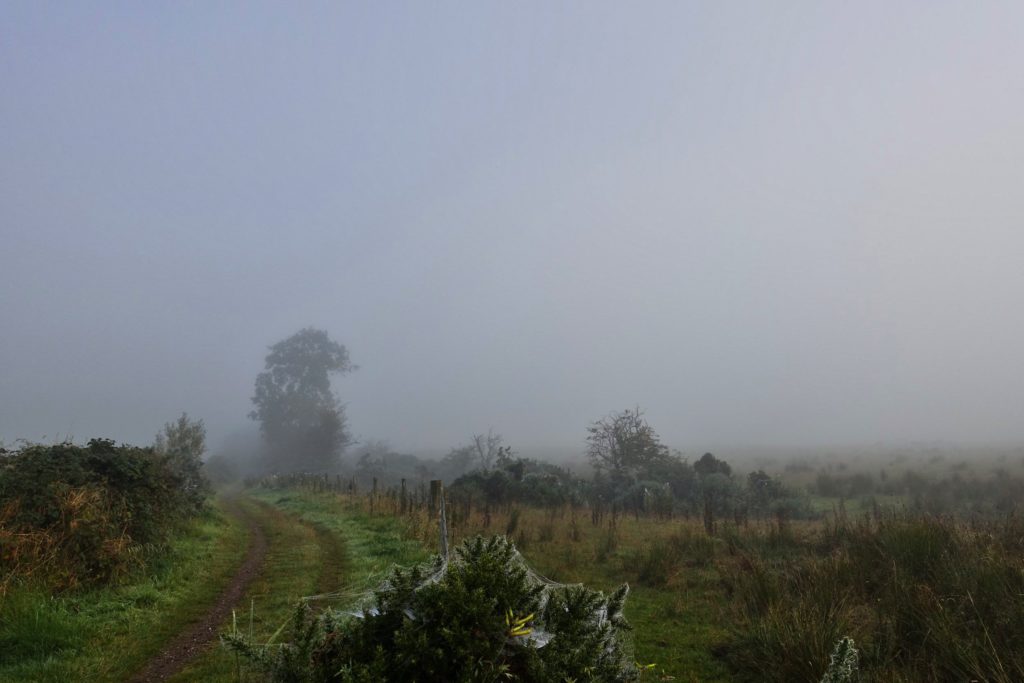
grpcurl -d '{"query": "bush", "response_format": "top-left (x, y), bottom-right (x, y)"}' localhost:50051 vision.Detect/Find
top-left (227, 536), bottom-right (637, 682)
top-left (449, 457), bottom-right (589, 509)
top-left (0, 438), bottom-right (208, 591)
top-left (153, 413), bottom-right (210, 514)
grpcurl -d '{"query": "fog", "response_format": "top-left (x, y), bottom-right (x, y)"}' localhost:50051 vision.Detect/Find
top-left (3, 3), bottom-right (1023, 456)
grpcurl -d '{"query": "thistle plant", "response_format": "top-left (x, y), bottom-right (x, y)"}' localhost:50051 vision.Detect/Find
top-left (821, 636), bottom-right (859, 683)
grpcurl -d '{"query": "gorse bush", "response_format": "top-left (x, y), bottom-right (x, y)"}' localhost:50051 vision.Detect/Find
top-left (0, 438), bottom-right (209, 591)
top-left (227, 535), bottom-right (637, 682)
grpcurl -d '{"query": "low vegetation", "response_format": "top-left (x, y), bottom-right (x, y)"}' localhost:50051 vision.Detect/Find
top-left (1, 434), bottom-right (208, 593)
top-left (259, 454), bottom-right (1024, 682)
top-left (724, 511), bottom-right (1024, 682)
top-left (6, 400), bottom-right (1024, 681)
top-left (0, 501), bottom-right (247, 682)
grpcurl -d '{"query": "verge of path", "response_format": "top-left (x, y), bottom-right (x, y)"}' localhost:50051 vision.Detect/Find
top-left (128, 497), bottom-right (268, 683)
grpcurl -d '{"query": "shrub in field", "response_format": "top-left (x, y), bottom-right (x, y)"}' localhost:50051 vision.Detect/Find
top-left (153, 412), bottom-right (210, 514)
top-left (633, 541), bottom-right (681, 588)
top-left (0, 438), bottom-right (208, 590)
top-left (227, 535), bottom-right (637, 682)
top-left (450, 456), bottom-right (589, 509)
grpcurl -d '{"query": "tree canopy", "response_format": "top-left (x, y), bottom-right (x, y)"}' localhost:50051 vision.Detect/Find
top-left (694, 452), bottom-right (732, 478)
top-left (249, 328), bottom-right (354, 472)
top-left (585, 408), bottom-right (669, 485)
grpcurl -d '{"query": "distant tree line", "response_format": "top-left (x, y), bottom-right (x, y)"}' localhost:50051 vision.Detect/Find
top-left (240, 328), bottom-right (1024, 523)
top-left (238, 330), bottom-right (803, 529)
top-left (441, 409), bottom-right (809, 532)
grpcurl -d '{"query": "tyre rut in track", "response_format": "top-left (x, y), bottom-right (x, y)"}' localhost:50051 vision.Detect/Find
top-left (309, 520), bottom-right (347, 596)
top-left (128, 498), bottom-right (268, 683)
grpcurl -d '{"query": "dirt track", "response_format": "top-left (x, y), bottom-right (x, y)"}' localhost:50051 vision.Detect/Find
top-left (128, 499), bottom-right (268, 683)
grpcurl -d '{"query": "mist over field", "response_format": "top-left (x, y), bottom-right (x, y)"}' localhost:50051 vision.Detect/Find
top-left (3, 3), bottom-right (1024, 456)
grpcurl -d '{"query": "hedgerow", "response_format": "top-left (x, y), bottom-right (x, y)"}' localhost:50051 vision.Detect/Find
top-left (0, 438), bottom-right (208, 591)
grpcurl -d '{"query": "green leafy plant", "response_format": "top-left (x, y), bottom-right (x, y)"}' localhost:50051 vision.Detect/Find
top-left (227, 535), bottom-right (638, 682)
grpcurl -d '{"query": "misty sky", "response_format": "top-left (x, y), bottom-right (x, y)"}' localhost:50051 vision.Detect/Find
top-left (3, 3), bottom-right (1024, 455)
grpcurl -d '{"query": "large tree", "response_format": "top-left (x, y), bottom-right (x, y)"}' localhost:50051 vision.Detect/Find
top-left (586, 407), bottom-right (669, 486)
top-left (249, 328), bottom-right (354, 472)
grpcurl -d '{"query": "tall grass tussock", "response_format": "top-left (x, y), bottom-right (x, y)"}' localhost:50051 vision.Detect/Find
top-left (725, 513), bottom-right (1024, 681)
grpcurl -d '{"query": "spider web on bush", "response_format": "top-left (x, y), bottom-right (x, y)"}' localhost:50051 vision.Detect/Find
top-left (296, 495), bottom-right (631, 654)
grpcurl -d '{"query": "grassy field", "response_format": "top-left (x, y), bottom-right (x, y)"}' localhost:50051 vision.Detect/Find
top-left (252, 483), bottom-right (1024, 682)
top-left (0, 498), bottom-right (248, 682)
top-left (8, 480), bottom-right (1016, 682)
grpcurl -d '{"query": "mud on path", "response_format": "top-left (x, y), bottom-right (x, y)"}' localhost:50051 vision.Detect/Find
top-left (128, 498), bottom-right (268, 683)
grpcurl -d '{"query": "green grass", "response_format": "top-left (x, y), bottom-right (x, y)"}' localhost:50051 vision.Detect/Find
top-left (86, 481), bottom-right (1014, 683)
top-left (249, 489), bottom-right (431, 580)
top-left (0, 497), bottom-right (249, 682)
top-left (0, 589), bottom-right (82, 663)
top-left (512, 521), bottom-right (733, 682)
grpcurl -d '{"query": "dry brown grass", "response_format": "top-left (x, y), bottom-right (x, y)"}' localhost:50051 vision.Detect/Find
top-left (1, 486), bottom-right (138, 594)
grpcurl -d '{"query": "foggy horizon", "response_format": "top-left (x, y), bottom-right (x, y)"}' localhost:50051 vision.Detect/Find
top-left (4, 4), bottom-right (1024, 456)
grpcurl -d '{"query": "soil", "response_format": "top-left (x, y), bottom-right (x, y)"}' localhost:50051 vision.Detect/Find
top-left (127, 498), bottom-right (268, 683)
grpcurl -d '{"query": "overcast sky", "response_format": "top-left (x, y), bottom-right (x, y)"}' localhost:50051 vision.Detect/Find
top-left (3, 3), bottom-right (1023, 455)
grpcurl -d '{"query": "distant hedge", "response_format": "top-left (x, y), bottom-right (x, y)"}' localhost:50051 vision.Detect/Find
top-left (0, 438), bottom-right (208, 591)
